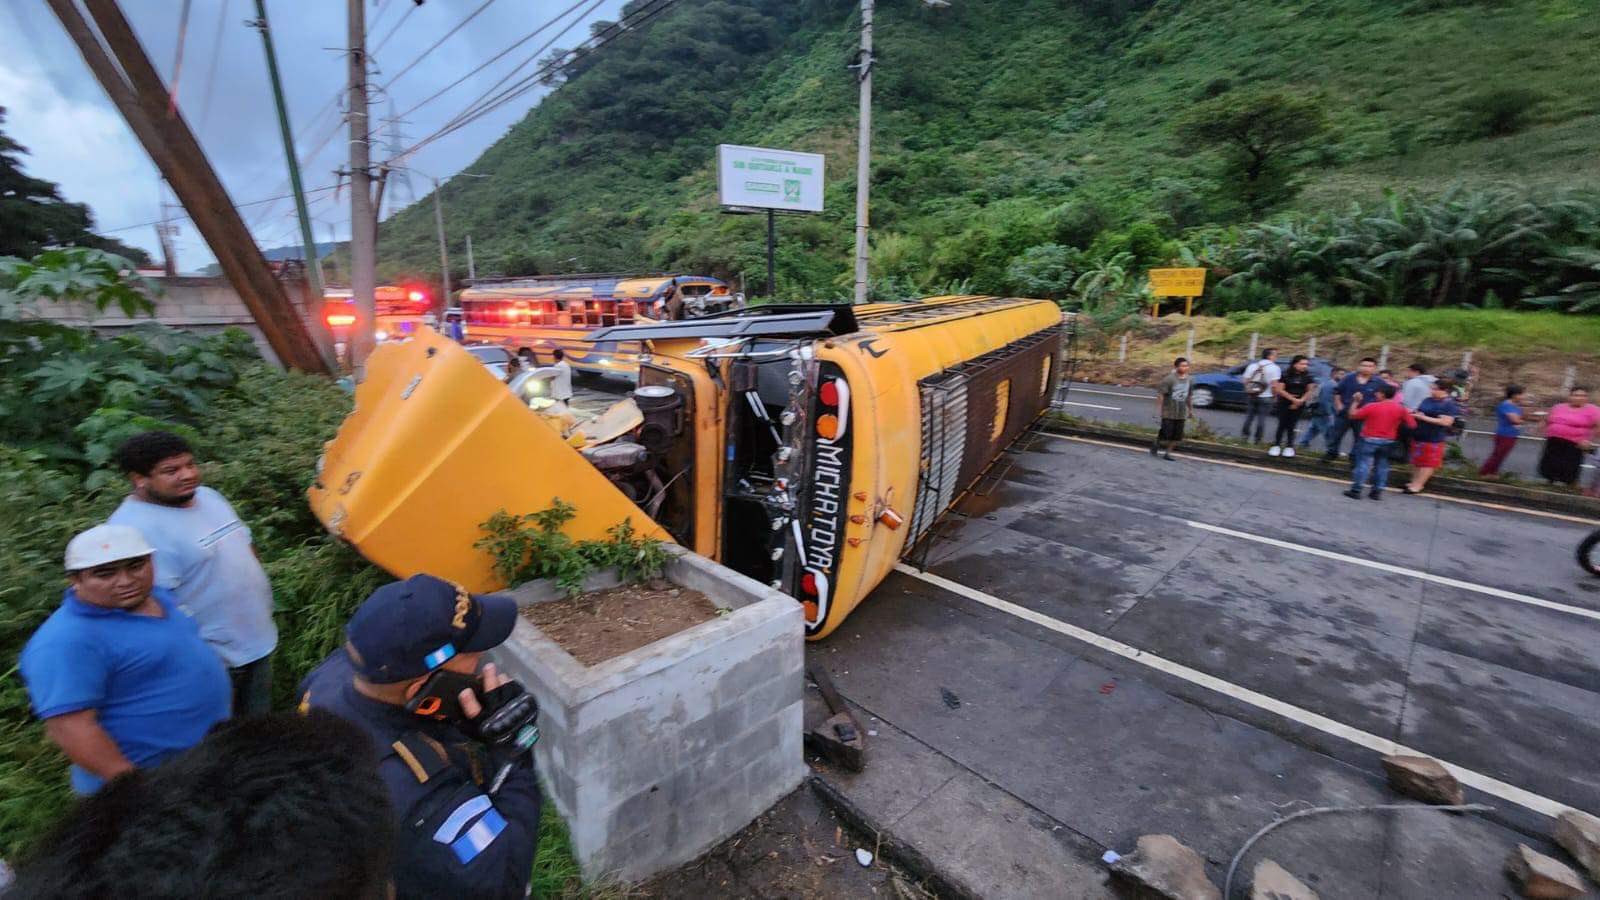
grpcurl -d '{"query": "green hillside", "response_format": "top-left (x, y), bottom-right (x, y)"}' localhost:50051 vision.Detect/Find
top-left (375, 0), bottom-right (1600, 306)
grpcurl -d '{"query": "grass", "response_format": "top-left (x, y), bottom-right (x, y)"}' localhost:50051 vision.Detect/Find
top-left (1209, 308), bottom-right (1600, 355)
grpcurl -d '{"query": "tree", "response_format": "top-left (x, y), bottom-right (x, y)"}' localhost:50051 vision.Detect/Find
top-left (1173, 92), bottom-right (1327, 216)
top-left (0, 108), bottom-right (150, 265)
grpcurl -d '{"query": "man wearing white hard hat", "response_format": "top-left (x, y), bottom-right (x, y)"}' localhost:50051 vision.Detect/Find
top-left (19, 524), bottom-right (230, 794)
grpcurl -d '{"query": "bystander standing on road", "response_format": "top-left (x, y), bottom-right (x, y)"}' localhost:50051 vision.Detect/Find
top-left (1240, 348), bottom-right (1280, 445)
top-left (107, 432), bottom-right (278, 716)
top-left (1151, 357), bottom-right (1193, 461)
top-left (1403, 379), bottom-right (1462, 495)
top-left (1268, 355), bottom-right (1315, 457)
top-left (1299, 366), bottom-right (1343, 452)
top-left (1479, 385), bottom-right (1528, 478)
top-left (1325, 357), bottom-right (1381, 461)
top-left (1537, 387), bottom-right (1600, 486)
top-left (1344, 383), bottom-right (1416, 500)
top-left (19, 525), bottom-right (231, 795)
top-left (1400, 364), bottom-right (1435, 411)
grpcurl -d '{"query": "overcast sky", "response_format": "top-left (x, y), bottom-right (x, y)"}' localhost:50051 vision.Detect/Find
top-left (0, 0), bottom-right (628, 272)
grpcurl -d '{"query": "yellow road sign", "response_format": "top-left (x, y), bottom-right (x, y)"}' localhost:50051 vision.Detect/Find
top-left (1148, 267), bottom-right (1207, 298)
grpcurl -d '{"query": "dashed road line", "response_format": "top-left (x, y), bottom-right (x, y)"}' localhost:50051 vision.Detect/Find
top-left (894, 563), bottom-right (1588, 821)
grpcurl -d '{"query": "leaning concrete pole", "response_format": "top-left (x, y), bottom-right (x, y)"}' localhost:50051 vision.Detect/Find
top-left (851, 0), bottom-right (874, 305)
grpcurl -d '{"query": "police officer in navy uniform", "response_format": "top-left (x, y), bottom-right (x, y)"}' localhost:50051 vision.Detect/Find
top-left (300, 574), bottom-right (541, 899)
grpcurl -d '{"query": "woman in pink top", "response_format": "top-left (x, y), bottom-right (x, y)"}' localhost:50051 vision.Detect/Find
top-left (1537, 387), bottom-right (1600, 486)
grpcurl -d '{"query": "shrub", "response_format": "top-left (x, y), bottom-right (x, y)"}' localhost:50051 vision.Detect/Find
top-left (1458, 87), bottom-right (1547, 138)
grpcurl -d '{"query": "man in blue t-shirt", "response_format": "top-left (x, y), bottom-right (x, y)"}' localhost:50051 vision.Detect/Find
top-left (107, 431), bottom-right (278, 716)
top-left (1299, 366), bottom-right (1344, 451)
top-left (1323, 357), bottom-right (1381, 461)
top-left (20, 524), bottom-right (230, 794)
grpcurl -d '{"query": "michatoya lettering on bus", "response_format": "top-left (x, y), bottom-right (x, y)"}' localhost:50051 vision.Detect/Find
top-left (800, 366), bottom-right (852, 635)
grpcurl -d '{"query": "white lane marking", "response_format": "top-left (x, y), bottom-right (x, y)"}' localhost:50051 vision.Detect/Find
top-left (1058, 400), bottom-right (1122, 411)
top-left (893, 563), bottom-right (1587, 820)
top-left (1187, 520), bottom-right (1600, 624)
top-left (1041, 433), bottom-right (1599, 526)
top-left (1065, 387), bottom-right (1154, 400)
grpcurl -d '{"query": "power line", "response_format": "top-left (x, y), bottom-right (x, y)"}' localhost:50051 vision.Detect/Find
top-left (394, 0), bottom-right (677, 162)
top-left (379, 0), bottom-right (502, 92)
top-left (197, 0), bottom-right (232, 132)
top-left (96, 183), bottom-right (343, 235)
top-left (370, 0), bottom-right (419, 58)
top-left (391, 0), bottom-right (594, 122)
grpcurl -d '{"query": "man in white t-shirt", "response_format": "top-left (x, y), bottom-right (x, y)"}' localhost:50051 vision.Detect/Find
top-left (1240, 348), bottom-right (1281, 444)
top-left (107, 431), bottom-right (277, 716)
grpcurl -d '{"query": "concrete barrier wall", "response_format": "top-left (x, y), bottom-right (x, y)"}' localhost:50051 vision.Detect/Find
top-left (25, 275), bottom-right (318, 367)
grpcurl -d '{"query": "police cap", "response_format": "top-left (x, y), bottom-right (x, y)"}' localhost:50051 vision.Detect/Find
top-left (345, 574), bottom-right (518, 684)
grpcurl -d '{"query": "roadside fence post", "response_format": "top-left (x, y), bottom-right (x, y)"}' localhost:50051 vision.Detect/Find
top-left (1185, 327), bottom-right (1195, 361)
top-left (1248, 331), bottom-right (1259, 360)
top-left (1562, 365), bottom-right (1577, 394)
top-left (1119, 333), bottom-right (1128, 362)
top-left (1378, 344), bottom-right (1389, 370)
top-left (1307, 335), bottom-right (1317, 358)
top-left (1461, 350), bottom-right (1472, 373)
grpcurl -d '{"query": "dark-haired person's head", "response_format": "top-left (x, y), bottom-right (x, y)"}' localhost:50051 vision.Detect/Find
top-left (1569, 386), bottom-right (1591, 407)
top-left (1262, 348), bottom-right (1277, 360)
top-left (1431, 378), bottom-right (1454, 398)
top-left (1289, 355), bottom-right (1309, 372)
top-left (1505, 384), bottom-right (1524, 400)
top-left (1358, 358), bottom-right (1377, 375)
top-left (1407, 363), bottom-right (1426, 376)
top-left (1173, 357), bottom-right (1191, 375)
top-left (1332, 367), bottom-right (1346, 379)
top-left (113, 431), bottom-right (200, 506)
top-left (1378, 383), bottom-right (1398, 400)
top-left (552, 347), bottom-right (565, 362)
top-left (10, 711), bottom-right (395, 900)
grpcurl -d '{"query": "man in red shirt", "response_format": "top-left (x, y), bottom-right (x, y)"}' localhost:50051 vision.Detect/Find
top-left (1345, 383), bottom-right (1416, 500)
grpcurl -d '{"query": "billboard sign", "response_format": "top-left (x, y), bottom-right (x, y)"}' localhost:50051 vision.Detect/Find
top-left (1148, 267), bottom-right (1208, 297)
top-left (717, 144), bottom-right (825, 213)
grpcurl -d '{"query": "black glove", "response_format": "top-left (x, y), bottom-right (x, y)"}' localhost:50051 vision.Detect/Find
top-left (461, 679), bottom-right (540, 757)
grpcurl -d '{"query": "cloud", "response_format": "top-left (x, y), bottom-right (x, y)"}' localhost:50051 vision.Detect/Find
top-left (0, 0), bottom-right (627, 272)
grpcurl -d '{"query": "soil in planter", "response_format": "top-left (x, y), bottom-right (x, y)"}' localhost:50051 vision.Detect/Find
top-left (520, 580), bottom-right (721, 666)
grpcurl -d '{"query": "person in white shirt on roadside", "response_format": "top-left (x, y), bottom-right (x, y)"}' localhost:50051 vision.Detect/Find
top-left (1240, 348), bottom-right (1280, 445)
top-left (1400, 363), bottom-right (1436, 411)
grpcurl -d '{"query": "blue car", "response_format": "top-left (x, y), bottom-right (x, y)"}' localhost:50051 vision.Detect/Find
top-left (1189, 357), bottom-right (1334, 409)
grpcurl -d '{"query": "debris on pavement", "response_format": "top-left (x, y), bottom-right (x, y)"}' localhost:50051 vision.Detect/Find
top-left (1505, 843), bottom-right (1586, 899)
top-left (1381, 754), bottom-right (1465, 805)
top-left (1107, 834), bottom-right (1221, 900)
top-left (1250, 859), bottom-right (1319, 900)
top-left (939, 687), bottom-right (961, 709)
top-left (1553, 810), bottom-right (1600, 884)
top-left (856, 848), bottom-right (874, 867)
top-left (807, 667), bottom-right (867, 772)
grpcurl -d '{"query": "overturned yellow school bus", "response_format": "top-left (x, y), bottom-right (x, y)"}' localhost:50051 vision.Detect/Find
top-left (309, 296), bottom-right (1063, 639)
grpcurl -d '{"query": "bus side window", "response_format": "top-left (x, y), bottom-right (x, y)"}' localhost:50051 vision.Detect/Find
top-left (555, 300), bottom-right (573, 328)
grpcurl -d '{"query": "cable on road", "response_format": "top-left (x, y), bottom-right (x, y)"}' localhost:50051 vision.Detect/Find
top-left (1221, 802), bottom-right (1494, 898)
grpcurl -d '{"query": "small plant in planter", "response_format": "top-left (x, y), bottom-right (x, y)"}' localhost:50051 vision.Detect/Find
top-left (476, 499), bottom-right (669, 595)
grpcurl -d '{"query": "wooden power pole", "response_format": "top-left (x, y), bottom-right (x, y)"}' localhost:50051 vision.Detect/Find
top-left (48, 0), bottom-right (329, 373)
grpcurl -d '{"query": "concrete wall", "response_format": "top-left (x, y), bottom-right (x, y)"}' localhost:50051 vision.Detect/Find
top-left (492, 549), bottom-right (805, 884)
top-left (24, 275), bottom-right (319, 367)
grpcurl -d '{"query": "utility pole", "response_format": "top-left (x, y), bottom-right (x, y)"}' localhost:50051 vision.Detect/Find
top-left (465, 234), bottom-right (476, 282)
top-left (851, 0), bottom-right (874, 305)
top-left (348, 0), bottom-right (377, 374)
top-left (50, 0), bottom-right (327, 372)
top-left (431, 176), bottom-right (451, 306)
top-left (253, 0), bottom-right (335, 369)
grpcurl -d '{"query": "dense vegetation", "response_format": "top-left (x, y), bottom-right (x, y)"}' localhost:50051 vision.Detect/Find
top-left (376, 0), bottom-right (1600, 316)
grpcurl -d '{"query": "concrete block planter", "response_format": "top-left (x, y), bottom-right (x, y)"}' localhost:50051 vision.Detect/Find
top-left (490, 548), bottom-right (805, 884)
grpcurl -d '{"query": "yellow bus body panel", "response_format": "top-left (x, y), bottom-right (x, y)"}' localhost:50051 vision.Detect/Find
top-left (805, 297), bottom-right (1063, 639)
top-left (308, 330), bottom-right (669, 592)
